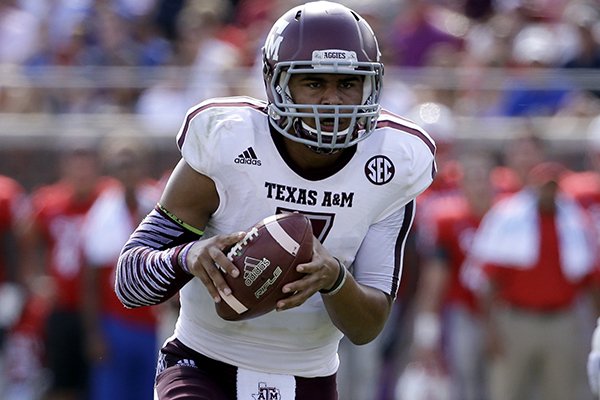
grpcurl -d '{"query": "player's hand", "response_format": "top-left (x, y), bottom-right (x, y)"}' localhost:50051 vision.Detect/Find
top-left (185, 232), bottom-right (246, 303)
top-left (276, 237), bottom-right (339, 311)
top-left (588, 318), bottom-right (600, 395)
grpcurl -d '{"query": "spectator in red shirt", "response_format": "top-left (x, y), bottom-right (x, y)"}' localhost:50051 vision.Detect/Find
top-left (491, 128), bottom-right (546, 196)
top-left (465, 161), bottom-right (598, 400)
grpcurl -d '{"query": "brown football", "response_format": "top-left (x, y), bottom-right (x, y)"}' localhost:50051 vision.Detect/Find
top-left (215, 213), bottom-right (313, 321)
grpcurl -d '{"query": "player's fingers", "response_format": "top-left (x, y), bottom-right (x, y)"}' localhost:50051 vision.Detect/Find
top-left (219, 231), bottom-right (247, 249)
top-left (275, 289), bottom-right (310, 311)
top-left (294, 258), bottom-right (339, 292)
top-left (278, 271), bottom-right (323, 309)
top-left (281, 270), bottom-right (315, 294)
top-left (294, 259), bottom-right (318, 273)
top-left (211, 240), bottom-right (243, 279)
top-left (189, 253), bottom-right (222, 302)
top-left (201, 247), bottom-right (234, 297)
top-left (217, 231), bottom-right (245, 275)
top-left (188, 233), bottom-right (245, 302)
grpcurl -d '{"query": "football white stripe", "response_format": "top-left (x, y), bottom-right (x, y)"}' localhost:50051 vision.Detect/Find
top-left (265, 219), bottom-right (300, 256)
top-left (219, 290), bottom-right (248, 314)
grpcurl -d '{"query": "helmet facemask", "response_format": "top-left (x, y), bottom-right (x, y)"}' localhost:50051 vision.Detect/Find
top-left (266, 53), bottom-right (383, 153)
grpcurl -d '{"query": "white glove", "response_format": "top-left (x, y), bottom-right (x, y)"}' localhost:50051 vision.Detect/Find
top-left (588, 318), bottom-right (600, 396)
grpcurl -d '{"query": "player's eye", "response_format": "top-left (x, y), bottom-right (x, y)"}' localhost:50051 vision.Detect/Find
top-left (340, 79), bottom-right (360, 89)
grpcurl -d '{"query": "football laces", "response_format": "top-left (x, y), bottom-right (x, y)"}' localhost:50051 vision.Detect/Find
top-left (226, 227), bottom-right (259, 260)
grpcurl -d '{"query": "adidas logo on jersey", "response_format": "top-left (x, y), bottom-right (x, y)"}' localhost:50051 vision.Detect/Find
top-left (234, 147), bottom-right (262, 166)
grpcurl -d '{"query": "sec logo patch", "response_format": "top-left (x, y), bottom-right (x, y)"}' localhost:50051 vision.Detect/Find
top-left (365, 155), bottom-right (395, 185)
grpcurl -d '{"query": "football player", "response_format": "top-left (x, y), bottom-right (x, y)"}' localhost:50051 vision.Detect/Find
top-left (18, 141), bottom-right (113, 399)
top-left (115, 2), bottom-right (436, 399)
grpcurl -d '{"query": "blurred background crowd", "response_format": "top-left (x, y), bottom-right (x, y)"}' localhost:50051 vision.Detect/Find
top-left (1, 0), bottom-right (600, 399)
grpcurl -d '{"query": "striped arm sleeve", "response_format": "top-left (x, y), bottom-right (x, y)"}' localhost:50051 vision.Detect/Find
top-left (115, 206), bottom-right (202, 308)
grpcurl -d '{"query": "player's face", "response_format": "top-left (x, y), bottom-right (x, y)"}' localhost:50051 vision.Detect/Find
top-left (287, 73), bottom-right (363, 132)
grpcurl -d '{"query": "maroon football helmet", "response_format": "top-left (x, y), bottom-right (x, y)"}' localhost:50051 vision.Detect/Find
top-left (262, 1), bottom-right (384, 152)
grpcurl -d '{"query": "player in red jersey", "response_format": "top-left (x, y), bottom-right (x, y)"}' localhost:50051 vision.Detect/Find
top-left (405, 152), bottom-right (497, 400)
top-left (405, 102), bottom-right (461, 224)
top-left (374, 101), bottom-right (458, 400)
top-left (19, 141), bottom-right (113, 400)
top-left (81, 137), bottom-right (162, 400)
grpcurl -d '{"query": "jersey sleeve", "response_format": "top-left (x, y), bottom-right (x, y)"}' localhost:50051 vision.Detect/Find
top-left (378, 133), bottom-right (436, 223)
top-left (175, 102), bottom-right (222, 176)
top-left (352, 200), bottom-right (415, 299)
top-left (175, 97), bottom-right (267, 177)
top-left (399, 135), bottom-right (436, 204)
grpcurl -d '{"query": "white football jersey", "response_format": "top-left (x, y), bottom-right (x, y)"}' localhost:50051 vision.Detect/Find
top-left (173, 96), bottom-right (435, 377)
